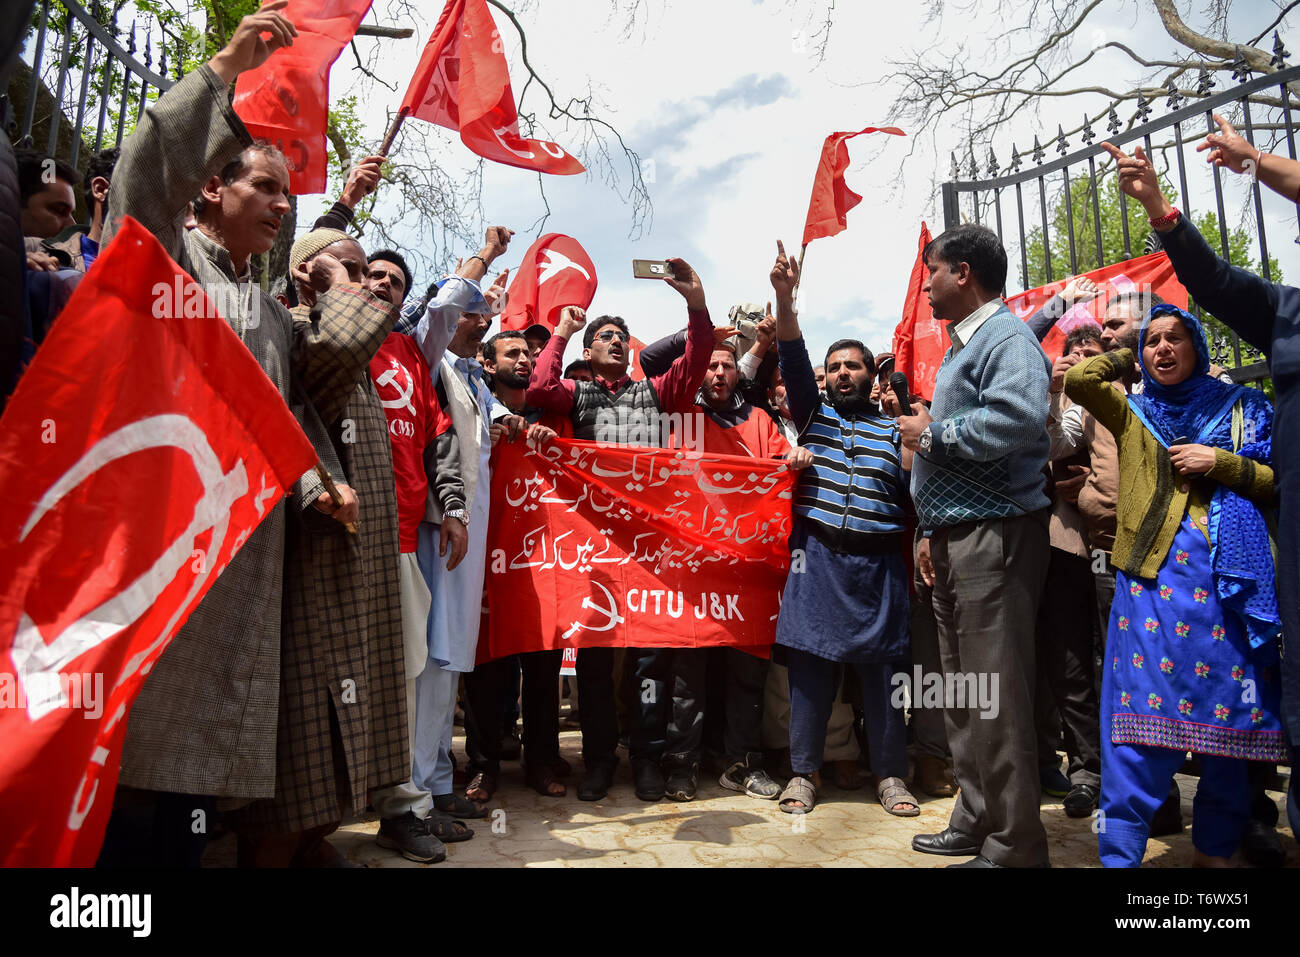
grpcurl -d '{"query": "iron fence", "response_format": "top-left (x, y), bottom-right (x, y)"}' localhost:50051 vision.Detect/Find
top-left (941, 36), bottom-right (1300, 385)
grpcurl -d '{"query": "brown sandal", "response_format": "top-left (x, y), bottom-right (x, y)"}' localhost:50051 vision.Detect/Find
top-left (526, 764), bottom-right (567, 797)
top-left (463, 771), bottom-right (497, 806)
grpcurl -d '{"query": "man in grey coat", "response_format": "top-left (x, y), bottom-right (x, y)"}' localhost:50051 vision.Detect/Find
top-left (96, 2), bottom-right (354, 867)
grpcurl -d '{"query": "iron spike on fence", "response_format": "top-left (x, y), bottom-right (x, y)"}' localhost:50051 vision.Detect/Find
top-left (1107, 105), bottom-right (1122, 135)
top-left (1232, 45), bottom-right (1251, 83)
top-left (1081, 113), bottom-right (1096, 145)
top-left (1272, 31), bottom-right (1290, 69)
top-left (1008, 143), bottom-right (1022, 173)
top-left (987, 146), bottom-right (999, 177)
top-left (1032, 135), bottom-right (1044, 164)
top-left (1056, 124), bottom-right (1068, 156)
top-left (1165, 78), bottom-right (1183, 111)
top-left (949, 152), bottom-right (959, 180)
top-left (128, 20), bottom-right (136, 56)
top-left (1197, 63), bottom-right (1215, 97)
top-left (968, 149), bottom-right (979, 179)
top-left (1135, 91), bottom-right (1152, 123)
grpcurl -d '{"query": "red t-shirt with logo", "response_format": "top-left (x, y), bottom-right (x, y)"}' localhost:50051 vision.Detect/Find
top-left (369, 332), bottom-right (452, 552)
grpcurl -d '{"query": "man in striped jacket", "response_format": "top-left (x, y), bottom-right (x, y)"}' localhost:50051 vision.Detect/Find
top-left (767, 241), bottom-right (918, 818)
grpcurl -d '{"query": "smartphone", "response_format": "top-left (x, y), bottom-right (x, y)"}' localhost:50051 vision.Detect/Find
top-left (633, 259), bottom-right (675, 280)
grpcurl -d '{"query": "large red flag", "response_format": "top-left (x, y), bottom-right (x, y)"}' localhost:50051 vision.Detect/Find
top-left (399, 0), bottom-right (584, 174)
top-left (500, 233), bottom-right (598, 333)
top-left (891, 221), bottom-right (945, 402)
top-left (233, 0), bottom-right (374, 194)
top-left (479, 439), bottom-right (793, 660)
top-left (802, 126), bottom-right (905, 245)
top-left (0, 217), bottom-right (317, 866)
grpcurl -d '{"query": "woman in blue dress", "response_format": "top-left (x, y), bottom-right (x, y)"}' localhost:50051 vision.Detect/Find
top-left (1065, 303), bottom-right (1284, 867)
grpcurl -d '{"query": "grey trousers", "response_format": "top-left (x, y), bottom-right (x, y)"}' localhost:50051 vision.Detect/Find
top-left (931, 512), bottom-right (1051, 867)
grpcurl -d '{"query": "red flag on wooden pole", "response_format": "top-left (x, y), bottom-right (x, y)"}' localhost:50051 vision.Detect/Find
top-left (802, 126), bottom-right (905, 245)
top-left (233, 0), bottom-right (375, 194)
top-left (398, 0), bottom-right (584, 174)
top-left (500, 234), bottom-right (598, 333)
top-left (0, 217), bottom-right (317, 866)
top-left (892, 221), bottom-right (945, 402)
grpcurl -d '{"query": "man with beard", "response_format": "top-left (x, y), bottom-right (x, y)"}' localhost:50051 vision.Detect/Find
top-left (526, 261), bottom-right (715, 803)
top-left (460, 330), bottom-right (569, 798)
top-left (767, 240), bottom-right (918, 818)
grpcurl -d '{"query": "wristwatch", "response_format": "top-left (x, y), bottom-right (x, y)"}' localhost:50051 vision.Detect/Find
top-left (445, 508), bottom-right (468, 525)
top-left (918, 425), bottom-right (934, 453)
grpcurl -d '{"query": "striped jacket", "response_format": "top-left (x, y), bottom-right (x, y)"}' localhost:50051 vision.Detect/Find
top-left (777, 337), bottom-right (907, 550)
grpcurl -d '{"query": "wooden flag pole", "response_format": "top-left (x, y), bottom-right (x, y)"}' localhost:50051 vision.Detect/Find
top-left (379, 107), bottom-right (411, 158)
top-left (793, 243), bottom-right (808, 312)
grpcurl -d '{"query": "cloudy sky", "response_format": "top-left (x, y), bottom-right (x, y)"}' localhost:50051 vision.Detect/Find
top-left (304, 0), bottom-right (1299, 366)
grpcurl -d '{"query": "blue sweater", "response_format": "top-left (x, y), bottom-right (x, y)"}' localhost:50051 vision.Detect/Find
top-left (911, 307), bottom-right (1051, 528)
top-left (777, 337), bottom-right (907, 547)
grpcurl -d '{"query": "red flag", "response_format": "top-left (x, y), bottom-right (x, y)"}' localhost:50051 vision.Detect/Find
top-left (399, 0), bottom-right (584, 175)
top-left (891, 221), bottom-right (945, 402)
top-left (0, 217), bottom-right (317, 866)
top-left (802, 126), bottom-right (905, 245)
top-left (479, 439), bottom-right (792, 660)
top-left (233, 0), bottom-right (374, 194)
top-left (500, 233), bottom-right (598, 333)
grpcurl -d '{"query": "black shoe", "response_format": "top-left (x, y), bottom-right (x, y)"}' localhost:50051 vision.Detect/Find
top-left (1063, 783), bottom-right (1101, 819)
top-left (911, 826), bottom-right (981, 857)
top-left (664, 761), bottom-right (699, 802)
top-left (1149, 790), bottom-right (1184, 837)
top-left (1040, 765), bottom-right (1070, 798)
top-left (633, 760), bottom-right (664, 801)
top-left (947, 854), bottom-right (1003, 869)
top-left (376, 811), bottom-right (446, 864)
top-left (577, 764), bottom-right (615, 802)
top-left (1241, 819), bottom-right (1286, 868)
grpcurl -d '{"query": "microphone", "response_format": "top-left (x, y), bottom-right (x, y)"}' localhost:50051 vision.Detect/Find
top-left (889, 371), bottom-right (913, 416)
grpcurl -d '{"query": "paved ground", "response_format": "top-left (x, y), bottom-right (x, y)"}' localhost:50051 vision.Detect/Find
top-left (204, 727), bottom-right (1296, 868)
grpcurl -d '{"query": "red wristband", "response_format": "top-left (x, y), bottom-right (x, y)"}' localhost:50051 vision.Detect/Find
top-left (1149, 206), bottom-right (1180, 230)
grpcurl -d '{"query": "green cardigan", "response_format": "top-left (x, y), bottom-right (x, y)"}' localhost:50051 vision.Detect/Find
top-left (1063, 349), bottom-right (1274, 579)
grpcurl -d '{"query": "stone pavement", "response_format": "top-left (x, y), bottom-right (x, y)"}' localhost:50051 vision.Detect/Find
top-left (204, 727), bottom-right (1296, 867)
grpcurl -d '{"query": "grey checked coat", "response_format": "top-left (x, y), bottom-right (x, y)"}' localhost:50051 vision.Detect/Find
top-left (105, 65), bottom-right (338, 801)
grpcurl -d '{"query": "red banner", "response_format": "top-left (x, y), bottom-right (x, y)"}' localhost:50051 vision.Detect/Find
top-left (802, 126), bottom-right (905, 245)
top-left (893, 245), bottom-right (1188, 402)
top-left (400, 0), bottom-right (584, 175)
top-left (0, 217), bottom-right (317, 866)
top-left (479, 439), bottom-right (795, 661)
top-left (500, 233), bottom-right (597, 333)
top-left (232, 0), bottom-right (374, 194)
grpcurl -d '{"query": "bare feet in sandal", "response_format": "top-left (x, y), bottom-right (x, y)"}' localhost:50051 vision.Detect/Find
top-left (526, 765), bottom-right (567, 797)
top-left (779, 771), bottom-right (821, 813)
top-left (876, 775), bottom-right (920, 816)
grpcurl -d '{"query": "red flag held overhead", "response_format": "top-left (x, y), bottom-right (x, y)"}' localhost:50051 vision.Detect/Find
top-left (233, 0), bottom-right (375, 194)
top-left (500, 233), bottom-right (598, 333)
top-left (892, 221), bottom-right (945, 402)
top-left (802, 126), bottom-right (905, 245)
top-left (399, 0), bottom-right (584, 175)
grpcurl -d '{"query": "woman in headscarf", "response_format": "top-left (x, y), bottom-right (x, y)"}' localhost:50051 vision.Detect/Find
top-left (1065, 303), bottom-right (1284, 867)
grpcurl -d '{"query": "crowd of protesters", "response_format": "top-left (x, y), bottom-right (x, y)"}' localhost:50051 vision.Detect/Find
top-left (4, 3), bottom-right (1298, 869)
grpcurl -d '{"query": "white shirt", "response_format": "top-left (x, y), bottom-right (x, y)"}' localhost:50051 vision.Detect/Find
top-left (948, 299), bottom-right (1004, 352)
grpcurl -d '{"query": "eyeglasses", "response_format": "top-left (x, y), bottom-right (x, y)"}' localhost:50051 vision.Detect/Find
top-left (595, 330), bottom-right (627, 343)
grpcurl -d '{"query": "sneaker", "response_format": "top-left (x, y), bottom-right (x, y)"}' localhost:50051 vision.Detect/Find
top-left (720, 761), bottom-right (781, 800)
top-left (1241, 819), bottom-right (1286, 868)
top-left (665, 762), bottom-right (699, 802)
top-left (633, 759), bottom-right (665, 801)
top-left (376, 811), bottom-right (446, 864)
top-left (1040, 765), bottom-right (1070, 798)
top-left (1063, 783), bottom-right (1100, 818)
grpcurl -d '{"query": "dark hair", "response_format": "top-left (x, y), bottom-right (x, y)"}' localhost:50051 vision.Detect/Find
top-left (1063, 323), bottom-right (1103, 354)
top-left (368, 249), bottom-right (413, 302)
top-left (583, 314), bottom-right (629, 349)
top-left (83, 147), bottom-right (119, 217)
top-left (564, 359), bottom-right (592, 379)
top-left (1106, 289), bottom-right (1167, 319)
top-left (191, 140), bottom-right (285, 217)
top-left (824, 338), bottom-right (875, 374)
top-left (16, 148), bottom-right (79, 206)
top-left (923, 223), bottom-right (1008, 294)
top-left (481, 330), bottom-right (526, 364)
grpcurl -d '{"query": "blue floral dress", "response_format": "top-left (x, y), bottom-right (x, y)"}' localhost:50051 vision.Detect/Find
top-left (1102, 511), bottom-right (1286, 761)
